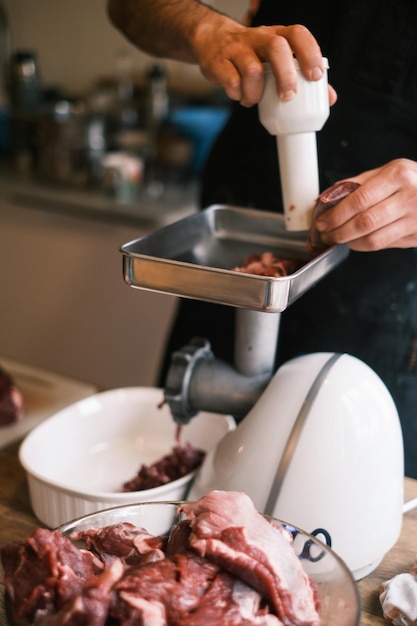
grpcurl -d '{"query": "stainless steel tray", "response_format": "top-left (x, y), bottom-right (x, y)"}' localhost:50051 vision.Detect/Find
top-left (120, 204), bottom-right (349, 313)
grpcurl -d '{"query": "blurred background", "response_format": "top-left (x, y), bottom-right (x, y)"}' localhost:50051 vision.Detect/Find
top-left (0, 0), bottom-right (248, 391)
top-left (0, 0), bottom-right (246, 187)
top-left (1, 0), bottom-right (245, 97)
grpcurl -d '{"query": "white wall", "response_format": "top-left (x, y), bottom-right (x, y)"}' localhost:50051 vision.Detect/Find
top-left (2, 0), bottom-right (247, 96)
top-left (0, 196), bottom-right (179, 389)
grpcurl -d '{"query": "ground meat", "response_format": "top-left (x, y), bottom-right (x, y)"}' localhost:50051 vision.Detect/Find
top-left (122, 443), bottom-right (205, 492)
top-left (0, 365), bottom-right (24, 426)
top-left (233, 252), bottom-right (303, 277)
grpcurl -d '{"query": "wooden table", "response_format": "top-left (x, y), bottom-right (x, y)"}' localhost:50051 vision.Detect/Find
top-left (0, 441), bottom-right (416, 625)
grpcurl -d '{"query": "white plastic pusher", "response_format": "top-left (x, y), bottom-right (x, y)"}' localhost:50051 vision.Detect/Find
top-left (258, 59), bottom-right (330, 231)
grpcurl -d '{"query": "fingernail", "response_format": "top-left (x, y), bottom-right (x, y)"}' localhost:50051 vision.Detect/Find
top-left (279, 89), bottom-right (296, 101)
top-left (309, 66), bottom-right (324, 81)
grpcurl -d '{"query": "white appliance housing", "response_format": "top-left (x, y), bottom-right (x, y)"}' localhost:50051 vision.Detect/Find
top-left (189, 352), bottom-right (404, 580)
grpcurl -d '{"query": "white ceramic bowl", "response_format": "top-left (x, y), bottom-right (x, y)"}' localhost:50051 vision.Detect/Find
top-left (19, 387), bottom-right (235, 528)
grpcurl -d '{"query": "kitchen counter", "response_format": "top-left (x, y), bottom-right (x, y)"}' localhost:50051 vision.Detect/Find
top-left (0, 436), bottom-right (416, 624)
top-left (0, 166), bottom-right (198, 229)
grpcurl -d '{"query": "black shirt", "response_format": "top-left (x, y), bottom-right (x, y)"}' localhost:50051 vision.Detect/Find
top-left (203, 0), bottom-right (417, 207)
top-left (166, 0), bottom-right (417, 477)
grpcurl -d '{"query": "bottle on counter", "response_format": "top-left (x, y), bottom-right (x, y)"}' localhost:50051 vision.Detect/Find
top-left (37, 97), bottom-right (90, 187)
top-left (10, 51), bottom-right (42, 111)
top-left (85, 88), bottom-right (117, 185)
top-left (115, 49), bottom-right (139, 132)
top-left (145, 63), bottom-right (169, 130)
top-left (9, 50), bottom-right (43, 172)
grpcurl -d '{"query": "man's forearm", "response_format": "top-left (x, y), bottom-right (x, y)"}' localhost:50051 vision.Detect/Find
top-left (107, 0), bottom-right (233, 64)
top-left (107, 0), bottom-right (330, 107)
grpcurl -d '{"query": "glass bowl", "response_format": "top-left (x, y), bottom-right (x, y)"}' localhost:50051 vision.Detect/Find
top-left (58, 500), bottom-right (361, 625)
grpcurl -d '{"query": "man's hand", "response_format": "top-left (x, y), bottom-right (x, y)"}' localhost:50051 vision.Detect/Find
top-left (314, 159), bottom-right (417, 251)
top-left (192, 20), bottom-right (337, 106)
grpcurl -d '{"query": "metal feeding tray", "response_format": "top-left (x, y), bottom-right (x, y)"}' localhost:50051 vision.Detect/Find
top-left (121, 204), bottom-right (348, 313)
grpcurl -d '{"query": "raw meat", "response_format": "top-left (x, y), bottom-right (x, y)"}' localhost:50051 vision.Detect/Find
top-left (113, 553), bottom-right (282, 625)
top-left (233, 252), bottom-right (302, 277)
top-left (232, 181), bottom-right (360, 281)
top-left (179, 491), bottom-right (320, 626)
top-left (1, 491), bottom-right (321, 626)
top-left (70, 521), bottom-right (167, 566)
top-left (307, 180), bottom-right (361, 255)
top-left (1, 527), bottom-right (103, 623)
top-left (0, 365), bottom-right (24, 426)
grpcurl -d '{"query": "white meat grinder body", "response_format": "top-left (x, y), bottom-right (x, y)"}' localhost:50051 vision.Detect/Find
top-left (189, 352), bottom-right (404, 581)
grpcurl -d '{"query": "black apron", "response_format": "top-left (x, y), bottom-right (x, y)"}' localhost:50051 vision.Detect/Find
top-left (161, 0), bottom-right (417, 478)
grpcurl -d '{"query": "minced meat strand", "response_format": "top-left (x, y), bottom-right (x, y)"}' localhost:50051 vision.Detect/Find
top-left (122, 443), bottom-right (205, 492)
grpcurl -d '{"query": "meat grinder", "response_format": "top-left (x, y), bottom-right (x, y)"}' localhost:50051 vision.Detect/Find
top-left (120, 60), bottom-right (404, 581)
top-left (123, 58), bottom-right (333, 424)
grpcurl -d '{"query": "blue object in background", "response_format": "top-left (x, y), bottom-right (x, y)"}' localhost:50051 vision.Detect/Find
top-left (168, 106), bottom-right (231, 174)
